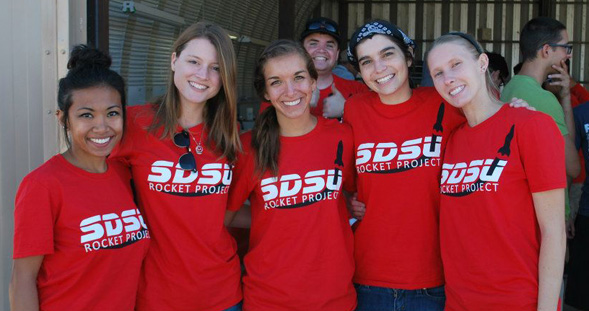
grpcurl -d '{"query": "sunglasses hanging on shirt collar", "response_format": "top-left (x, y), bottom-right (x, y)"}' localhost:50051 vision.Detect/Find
top-left (173, 130), bottom-right (203, 172)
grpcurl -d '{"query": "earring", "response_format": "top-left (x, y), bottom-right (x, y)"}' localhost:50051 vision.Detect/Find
top-left (481, 66), bottom-right (487, 72)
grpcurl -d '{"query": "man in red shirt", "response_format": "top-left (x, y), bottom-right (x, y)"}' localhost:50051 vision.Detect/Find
top-left (260, 17), bottom-right (368, 118)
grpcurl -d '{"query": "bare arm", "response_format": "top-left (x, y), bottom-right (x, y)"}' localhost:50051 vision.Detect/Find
top-left (551, 61), bottom-right (581, 178)
top-left (532, 189), bottom-right (566, 311)
top-left (564, 136), bottom-right (580, 178)
top-left (10, 256), bottom-right (44, 311)
top-left (224, 203), bottom-right (251, 228)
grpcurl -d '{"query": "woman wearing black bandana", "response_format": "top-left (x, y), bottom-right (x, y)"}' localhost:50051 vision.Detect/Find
top-left (344, 20), bottom-right (464, 311)
top-left (344, 21), bottom-right (529, 311)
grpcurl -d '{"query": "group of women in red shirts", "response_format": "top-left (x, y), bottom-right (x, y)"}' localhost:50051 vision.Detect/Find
top-left (11, 19), bottom-right (565, 311)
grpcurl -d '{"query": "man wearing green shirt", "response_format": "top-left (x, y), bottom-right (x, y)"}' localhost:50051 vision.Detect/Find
top-left (502, 17), bottom-right (580, 220)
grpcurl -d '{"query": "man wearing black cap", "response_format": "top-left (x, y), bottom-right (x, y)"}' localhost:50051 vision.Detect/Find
top-left (301, 17), bottom-right (368, 118)
top-left (259, 17), bottom-right (367, 118)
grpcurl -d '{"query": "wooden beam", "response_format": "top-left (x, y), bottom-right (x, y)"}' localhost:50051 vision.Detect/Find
top-left (87, 0), bottom-right (109, 52)
top-left (279, 0), bottom-right (296, 40)
top-left (539, 0), bottom-right (556, 17)
top-left (339, 0), bottom-right (349, 46)
top-left (364, 0), bottom-right (372, 23)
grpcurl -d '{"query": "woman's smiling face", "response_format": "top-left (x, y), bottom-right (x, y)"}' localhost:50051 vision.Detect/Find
top-left (356, 34), bottom-right (412, 104)
top-left (263, 53), bottom-right (316, 121)
top-left (172, 37), bottom-right (222, 107)
top-left (428, 41), bottom-right (488, 110)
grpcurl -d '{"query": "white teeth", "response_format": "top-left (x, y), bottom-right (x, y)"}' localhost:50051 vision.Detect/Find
top-left (283, 99), bottom-right (301, 106)
top-left (314, 56), bottom-right (327, 61)
top-left (376, 74), bottom-right (394, 84)
top-left (189, 81), bottom-right (207, 90)
top-left (450, 85), bottom-right (464, 96)
top-left (90, 137), bottom-right (110, 144)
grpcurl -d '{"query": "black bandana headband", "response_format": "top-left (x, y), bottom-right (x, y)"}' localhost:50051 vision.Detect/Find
top-left (347, 20), bottom-right (416, 68)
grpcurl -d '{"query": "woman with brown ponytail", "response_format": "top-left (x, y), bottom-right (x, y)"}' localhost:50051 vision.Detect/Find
top-left (226, 39), bottom-right (356, 311)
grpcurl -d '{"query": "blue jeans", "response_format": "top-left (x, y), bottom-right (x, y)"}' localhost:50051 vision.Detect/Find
top-left (355, 284), bottom-right (445, 311)
top-left (222, 301), bottom-right (242, 311)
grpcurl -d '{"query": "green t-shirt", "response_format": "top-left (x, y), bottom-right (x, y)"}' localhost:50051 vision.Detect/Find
top-left (501, 74), bottom-right (570, 217)
top-left (501, 75), bottom-right (568, 136)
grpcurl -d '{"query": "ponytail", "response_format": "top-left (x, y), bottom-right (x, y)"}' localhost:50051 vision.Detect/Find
top-left (251, 106), bottom-right (280, 176)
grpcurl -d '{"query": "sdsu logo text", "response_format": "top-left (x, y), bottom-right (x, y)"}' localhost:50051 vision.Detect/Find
top-left (440, 159), bottom-right (507, 194)
top-left (261, 169), bottom-right (342, 210)
top-left (80, 208), bottom-right (149, 253)
top-left (147, 161), bottom-right (232, 195)
top-left (356, 136), bottom-right (441, 173)
top-left (442, 125), bottom-right (515, 196)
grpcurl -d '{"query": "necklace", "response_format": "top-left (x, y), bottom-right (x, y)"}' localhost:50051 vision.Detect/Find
top-left (189, 128), bottom-right (204, 155)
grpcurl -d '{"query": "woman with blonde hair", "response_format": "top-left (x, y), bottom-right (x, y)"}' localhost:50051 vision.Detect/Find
top-left (112, 21), bottom-right (243, 311)
top-left (427, 32), bottom-right (565, 311)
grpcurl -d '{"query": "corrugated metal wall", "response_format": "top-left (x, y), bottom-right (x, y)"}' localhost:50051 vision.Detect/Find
top-left (109, 0), bottom-right (321, 113)
top-left (109, 0), bottom-right (277, 107)
top-left (320, 0), bottom-right (589, 86)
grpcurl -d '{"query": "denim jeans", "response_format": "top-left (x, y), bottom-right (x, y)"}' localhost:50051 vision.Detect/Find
top-left (222, 301), bottom-right (243, 311)
top-left (355, 284), bottom-right (445, 311)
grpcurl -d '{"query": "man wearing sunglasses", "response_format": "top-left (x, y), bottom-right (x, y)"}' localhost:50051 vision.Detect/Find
top-left (259, 17), bottom-right (368, 119)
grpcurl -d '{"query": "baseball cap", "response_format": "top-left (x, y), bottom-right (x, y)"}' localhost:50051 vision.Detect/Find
top-left (300, 17), bottom-right (341, 45)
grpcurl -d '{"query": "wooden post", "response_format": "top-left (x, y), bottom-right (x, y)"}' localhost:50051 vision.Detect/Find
top-left (279, 0), bottom-right (296, 40)
top-left (87, 0), bottom-right (109, 51)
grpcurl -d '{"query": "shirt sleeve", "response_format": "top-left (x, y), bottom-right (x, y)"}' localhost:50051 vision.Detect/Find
top-left (227, 137), bottom-right (257, 212)
top-left (517, 112), bottom-right (566, 193)
top-left (350, 80), bottom-right (369, 98)
top-left (109, 109), bottom-right (139, 166)
top-left (340, 124), bottom-right (357, 193)
top-left (342, 94), bottom-right (360, 126)
top-left (13, 177), bottom-right (58, 258)
top-left (544, 95), bottom-right (569, 136)
top-left (258, 101), bottom-right (272, 115)
top-left (571, 83), bottom-right (589, 105)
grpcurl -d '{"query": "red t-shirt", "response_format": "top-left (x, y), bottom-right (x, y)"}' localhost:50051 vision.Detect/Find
top-left (259, 74), bottom-right (368, 118)
top-left (111, 105), bottom-right (242, 311)
top-left (571, 83), bottom-right (589, 107)
top-left (344, 87), bottom-right (465, 289)
top-left (440, 105), bottom-right (566, 311)
top-left (13, 155), bottom-right (150, 311)
top-left (227, 118), bottom-right (356, 311)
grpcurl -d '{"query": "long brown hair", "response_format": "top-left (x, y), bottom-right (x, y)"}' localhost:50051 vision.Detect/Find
top-left (149, 21), bottom-right (241, 163)
top-left (251, 39), bottom-right (317, 176)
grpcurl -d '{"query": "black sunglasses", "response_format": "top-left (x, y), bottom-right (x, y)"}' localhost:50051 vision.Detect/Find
top-left (173, 130), bottom-right (197, 172)
top-left (548, 43), bottom-right (573, 55)
top-left (307, 21), bottom-right (338, 34)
